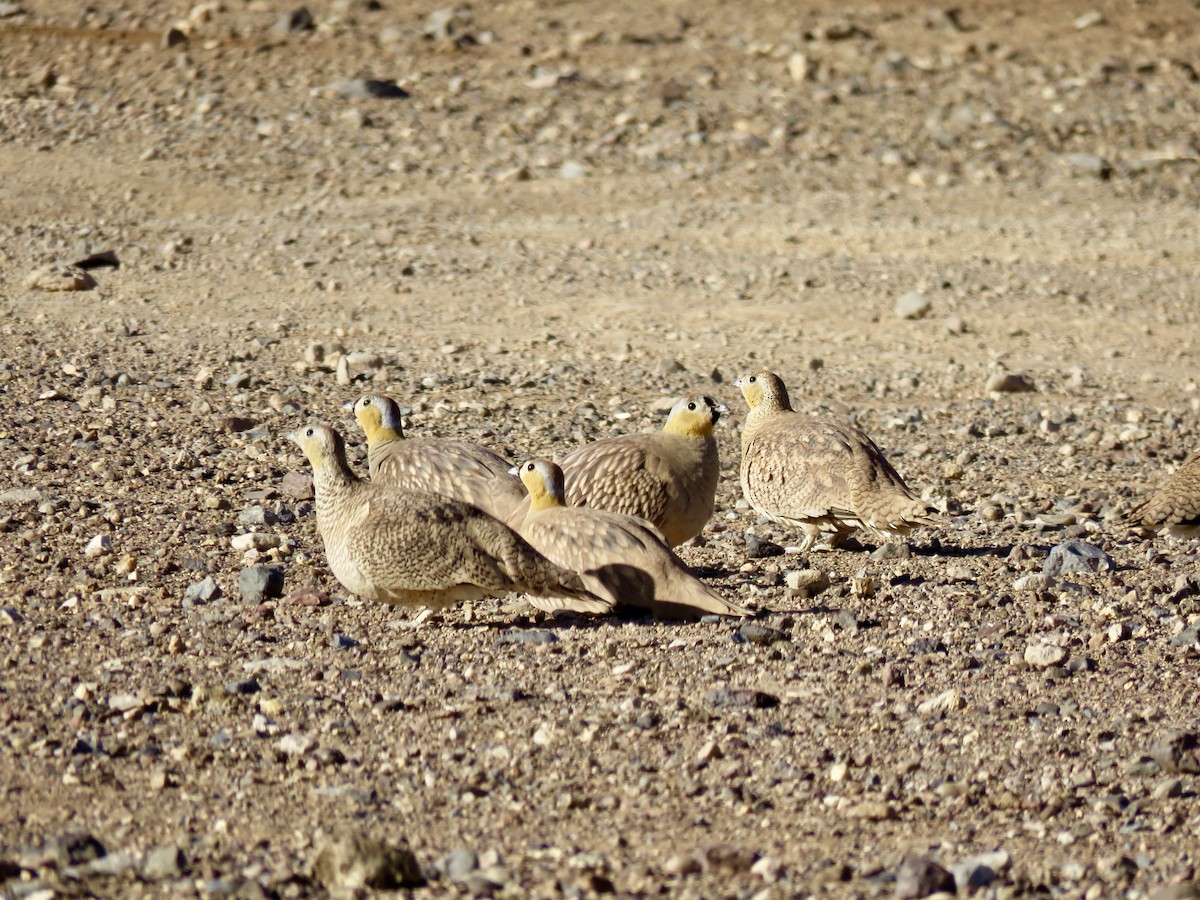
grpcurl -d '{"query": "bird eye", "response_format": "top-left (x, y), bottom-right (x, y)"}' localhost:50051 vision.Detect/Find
top-left (526, 462), bottom-right (535, 471)
top-left (687, 402), bottom-right (697, 411)
top-left (748, 376), bottom-right (757, 383)
top-left (305, 428), bottom-right (314, 437)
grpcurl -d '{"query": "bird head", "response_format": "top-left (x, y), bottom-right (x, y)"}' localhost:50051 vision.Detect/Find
top-left (733, 371), bottom-right (791, 412)
top-left (352, 393), bottom-right (404, 444)
top-left (514, 459), bottom-right (567, 510)
top-left (663, 395), bottom-right (725, 438)
top-left (289, 422), bottom-right (346, 473)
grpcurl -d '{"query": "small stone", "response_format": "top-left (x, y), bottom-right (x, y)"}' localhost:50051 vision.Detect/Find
top-left (25, 264), bottom-right (97, 292)
top-left (278, 733), bottom-right (316, 756)
top-left (1025, 643), bottom-right (1069, 669)
top-left (23, 832), bottom-right (107, 870)
top-left (917, 689), bottom-right (964, 717)
top-left (332, 634), bottom-right (359, 650)
top-left (1152, 777), bottom-right (1183, 800)
top-left (894, 291), bottom-right (932, 320)
top-left (225, 372), bottom-right (251, 390)
top-left (281, 471), bottom-right (315, 500)
top-left (239, 565), bottom-right (285, 603)
top-left (423, 6), bottom-right (469, 41)
top-left (225, 678), bottom-right (261, 696)
top-left (335, 78), bottom-right (410, 99)
top-left (705, 688), bottom-right (779, 709)
top-left (1073, 10), bottom-right (1105, 29)
top-left (311, 826), bottom-right (424, 890)
top-left (1063, 152), bottom-right (1113, 178)
top-left (948, 850), bottom-right (1010, 890)
top-left (231, 532), bottom-right (282, 552)
top-left (895, 855), bottom-right (957, 899)
top-left (1170, 627), bottom-right (1198, 648)
top-left (1043, 539), bottom-right (1111, 577)
top-left (444, 848), bottom-right (479, 881)
top-left (496, 629), bottom-right (558, 646)
top-left (986, 372), bottom-right (1036, 393)
top-left (744, 533), bottom-right (784, 558)
top-left (142, 844), bottom-right (186, 880)
top-left (1150, 733), bottom-right (1199, 774)
top-left (84, 534), bottom-right (113, 558)
top-left (786, 52), bottom-right (809, 82)
top-left (559, 161), bottom-right (588, 179)
top-left (870, 541), bottom-right (911, 560)
top-left (183, 576), bottom-right (221, 604)
top-left (217, 416), bottom-right (257, 434)
top-left (696, 844), bottom-right (757, 874)
top-left (785, 569), bottom-right (829, 597)
top-left (108, 693), bottom-right (143, 712)
top-left (160, 25), bottom-right (187, 49)
top-left (0, 606), bottom-right (25, 625)
top-left (1107, 622), bottom-right (1131, 643)
top-left (738, 623), bottom-right (789, 646)
top-left (271, 6), bottom-right (313, 34)
top-left (283, 586), bottom-right (328, 607)
top-left (0, 488), bottom-right (42, 504)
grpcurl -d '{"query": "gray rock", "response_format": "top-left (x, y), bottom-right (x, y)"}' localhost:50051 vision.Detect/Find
top-left (444, 848), bottom-right (479, 881)
top-left (785, 569), bottom-right (829, 597)
top-left (705, 688), bottom-right (779, 709)
top-left (738, 623), bottom-right (789, 646)
top-left (22, 832), bottom-right (107, 870)
top-left (84, 534), bottom-right (113, 558)
top-left (917, 690), bottom-right (964, 717)
top-left (271, 7), bottom-right (313, 34)
top-left (0, 606), bottom-right (24, 625)
top-left (0, 488), bottom-right (42, 504)
top-left (1150, 733), bottom-right (1199, 774)
top-left (1170, 627), bottom-right (1198, 648)
top-left (239, 565), bottom-right (284, 603)
top-left (332, 633), bottom-right (359, 650)
top-left (870, 541), bottom-right (911, 560)
top-left (238, 506), bottom-right (278, 526)
top-left (1063, 152), bottom-right (1112, 178)
top-left (142, 844), bottom-right (186, 880)
top-left (1043, 539), bottom-right (1111, 577)
top-left (895, 855), bottom-right (956, 899)
top-left (559, 161), bottom-right (588, 179)
top-left (311, 825), bottom-right (424, 890)
top-left (0, 3), bottom-right (25, 18)
top-left (423, 7), bottom-right (469, 40)
top-left (184, 576), bottom-right (222, 605)
top-left (1024, 643), bottom-right (1068, 668)
top-left (278, 733), bottom-right (316, 756)
top-left (496, 629), bottom-right (558, 645)
top-left (949, 849), bottom-right (1010, 889)
top-left (745, 533), bottom-right (784, 559)
top-left (986, 372), bottom-right (1036, 393)
top-left (894, 291), bottom-right (932, 320)
top-left (225, 678), bottom-right (261, 696)
top-left (335, 78), bottom-right (410, 100)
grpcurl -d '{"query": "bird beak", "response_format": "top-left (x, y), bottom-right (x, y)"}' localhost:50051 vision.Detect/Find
top-left (731, 378), bottom-right (743, 388)
top-left (341, 400), bottom-right (354, 412)
top-left (508, 466), bottom-right (519, 476)
top-left (715, 401), bottom-right (730, 414)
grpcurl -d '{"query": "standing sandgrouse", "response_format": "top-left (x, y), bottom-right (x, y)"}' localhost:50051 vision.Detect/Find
top-left (513, 459), bottom-right (751, 618)
top-left (735, 371), bottom-right (935, 550)
top-left (291, 423), bottom-right (608, 613)
top-left (351, 393), bottom-right (527, 523)
top-left (1127, 452), bottom-right (1200, 538)
top-left (539, 395), bottom-right (724, 547)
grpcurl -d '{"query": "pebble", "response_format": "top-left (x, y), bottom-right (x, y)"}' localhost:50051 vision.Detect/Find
top-left (1043, 539), bottom-right (1112, 577)
top-left (0, 488), bottom-right (42, 504)
top-left (277, 733), bottom-right (316, 756)
top-left (737, 623), bottom-right (789, 646)
top-left (443, 848), bottom-right (479, 881)
top-left (84, 534), bottom-right (113, 558)
top-left (559, 161), bottom-right (588, 179)
top-left (917, 690), bottom-right (964, 717)
top-left (785, 569), bottom-right (829, 597)
top-left (948, 850), bottom-right (1010, 889)
top-left (1024, 643), bottom-right (1069, 669)
top-left (0, 606), bottom-right (24, 625)
top-left (25, 264), bottom-right (97, 292)
top-left (238, 565), bottom-right (285, 603)
top-left (1149, 733), bottom-right (1199, 774)
top-left (894, 291), bottom-right (932, 320)
top-left (271, 6), bottom-right (313, 34)
top-left (986, 372), bottom-right (1036, 393)
top-left (1169, 627), bottom-right (1198, 648)
top-left (496, 629), bottom-right (558, 645)
top-left (281, 471), bottom-right (315, 500)
top-left (334, 78), bottom-right (410, 100)
top-left (744, 533), bottom-right (784, 558)
top-left (332, 633), bottom-right (359, 650)
top-left (141, 844), bottom-right (186, 880)
top-left (311, 826), bottom-right (423, 890)
top-left (231, 532), bottom-right (282, 552)
top-left (705, 688), bottom-right (779, 709)
top-left (184, 576), bottom-right (221, 604)
top-left (870, 541), bottom-right (911, 560)
top-left (1063, 153), bottom-right (1113, 178)
top-left (895, 855), bottom-right (957, 899)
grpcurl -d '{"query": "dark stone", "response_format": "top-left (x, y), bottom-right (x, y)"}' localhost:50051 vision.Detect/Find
top-left (894, 855), bottom-right (956, 899)
top-left (239, 565), bottom-right (284, 603)
top-left (225, 679), bottom-right (261, 696)
top-left (908, 638), bottom-right (948, 655)
top-left (744, 533), bottom-right (784, 559)
top-left (705, 688), bottom-right (779, 709)
top-left (738, 623), bottom-right (789, 646)
top-left (271, 7), bottom-right (313, 34)
top-left (332, 634), bottom-right (359, 650)
top-left (1043, 539), bottom-right (1112, 577)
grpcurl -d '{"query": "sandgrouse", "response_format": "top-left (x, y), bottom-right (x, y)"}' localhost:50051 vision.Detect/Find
top-left (352, 393), bottom-right (527, 523)
top-left (291, 423), bottom-right (608, 613)
top-left (1127, 452), bottom-right (1200, 538)
top-left (513, 459), bottom-right (751, 618)
top-left (735, 371), bottom-right (935, 550)
top-left (529, 395), bottom-right (724, 547)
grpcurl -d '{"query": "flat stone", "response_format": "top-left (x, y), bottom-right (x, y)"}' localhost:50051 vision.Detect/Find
top-left (949, 850), bottom-right (1010, 890)
top-left (281, 471), bottom-right (315, 500)
top-left (738, 623), bottom-right (789, 646)
top-left (1024, 643), bottom-right (1069, 668)
top-left (894, 291), bottom-right (932, 320)
top-left (785, 569), bottom-right (829, 597)
top-left (277, 733), bottom-right (316, 756)
top-left (1043, 539), bottom-right (1111, 577)
top-left (239, 565), bottom-right (285, 603)
top-left (231, 532), bottom-right (282, 552)
top-left (311, 825), bottom-right (423, 890)
top-left (183, 576), bottom-right (221, 604)
top-left (0, 488), bottom-right (42, 504)
top-left (986, 372), bottom-right (1036, 393)
top-left (496, 629), bottom-right (558, 646)
top-left (25, 264), bottom-right (97, 292)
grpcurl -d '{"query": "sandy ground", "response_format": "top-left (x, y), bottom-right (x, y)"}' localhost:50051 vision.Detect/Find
top-left (2, 0), bottom-right (1200, 897)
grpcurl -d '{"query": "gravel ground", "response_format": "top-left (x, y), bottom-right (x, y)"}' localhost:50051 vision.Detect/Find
top-left (2, 0), bottom-right (1199, 897)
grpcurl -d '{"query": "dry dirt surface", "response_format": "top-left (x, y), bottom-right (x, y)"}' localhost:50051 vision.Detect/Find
top-left (2, 0), bottom-right (1200, 897)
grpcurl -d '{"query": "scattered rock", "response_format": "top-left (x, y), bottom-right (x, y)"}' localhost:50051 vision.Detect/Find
top-left (25, 264), bottom-right (97, 292)
top-left (497, 629), bottom-right (558, 645)
top-left (281, 471), bottom-right (315, 500)
top-left (238, 565), bottom-right (285, 603)
top-left (1024, 643), bottom-right (1069, 669)
top-left (894, 292), bottom-right (932, 320)
top-left (895, 855), bottom-right (956, 899)
top-left (1043, 539), bottom-right (1111, 577)
top-left (183, 576), bottom-right (222, 604)
top-left (1150, 733), bottom-right (1199, 774)
top-left (745, 533), bottom-right (784, 558)
top-left (141, 844), bottom-right (186, 880)
top-left (986, 372), bottom-right (1036, 393)
top-left (231, 532), bottom-right (283, 552)
top-left (737, 623), bottom-right (789, 646)
top-left (705, 688), bottom-right (779, 709)
top-left (785, 569), bottom-right (829, 597)
top-left (84, 534), bottom-right (113, 558)
top-left (311, 826), bottom-right (424, 890)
